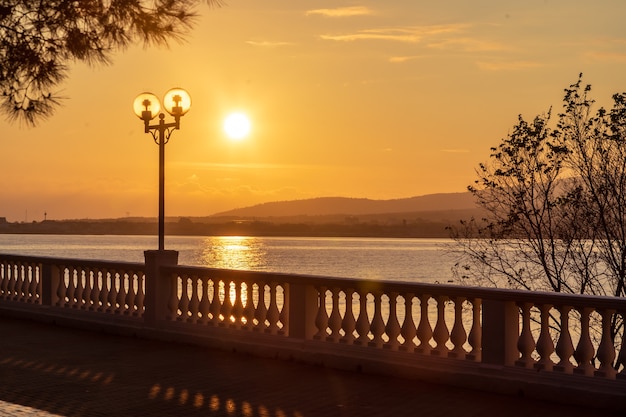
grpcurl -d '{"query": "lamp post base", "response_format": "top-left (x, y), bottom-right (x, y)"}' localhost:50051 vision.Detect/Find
top-left (144, 249), bottom-right (179, 325)
top-left (144, 249), bottom-right (179, 266)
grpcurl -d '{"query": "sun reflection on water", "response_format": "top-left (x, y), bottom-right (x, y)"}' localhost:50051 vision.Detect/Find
top-left (199, 236), bottom-right (267, 270)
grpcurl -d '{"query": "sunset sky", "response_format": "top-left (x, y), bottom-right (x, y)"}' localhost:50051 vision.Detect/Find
top-left (3, 0), bottom-right (626, 221)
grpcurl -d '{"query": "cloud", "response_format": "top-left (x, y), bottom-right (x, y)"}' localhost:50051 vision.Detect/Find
top-left (321, 28), bottom-right (421, 43)
top-left (173, 161), bottom-right (325, 171)
top-left (320, 24), bottom-right (468, 44)
top-left (306, 6), bottom-right (374, 17)
top-left (441, 149), bottom-right (470, 153)
top-left (476, 60), bottom-right (543, 71)
top-left (427, 37), bottom-right (504, 52)
top-left (388, 55), bottom-right (422, 63)
top-left (246, 40), bottom-right (294, 47)
top-left (584, 51), bottom-right (626, 62)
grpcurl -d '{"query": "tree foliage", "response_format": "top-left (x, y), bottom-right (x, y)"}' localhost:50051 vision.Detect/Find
top-left (453, 75), bottom-right (626, 300)
top-left (0, 0), bottom-right (220, 125)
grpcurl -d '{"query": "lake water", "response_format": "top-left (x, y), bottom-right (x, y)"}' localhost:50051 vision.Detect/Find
top-left (0, 235), bottom-right (459, 283)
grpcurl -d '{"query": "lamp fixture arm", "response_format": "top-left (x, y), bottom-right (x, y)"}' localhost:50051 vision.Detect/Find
top-left (146, 113), bottom-right (179, 145)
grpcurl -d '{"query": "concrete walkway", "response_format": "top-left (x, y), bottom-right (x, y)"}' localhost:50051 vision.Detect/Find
top-left (0, 315), bottom-right (620, 417)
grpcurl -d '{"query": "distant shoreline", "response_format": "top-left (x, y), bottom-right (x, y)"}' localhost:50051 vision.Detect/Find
top-left (0, 218), bottom-right (455, 239)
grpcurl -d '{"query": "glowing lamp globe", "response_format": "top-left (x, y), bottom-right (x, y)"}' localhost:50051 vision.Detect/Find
top-left (133, 92), bottom-right (161, 121)
top-left (163, 88), bottom-right (191, 117)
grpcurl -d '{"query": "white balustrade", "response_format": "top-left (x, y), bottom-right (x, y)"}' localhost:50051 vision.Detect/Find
top-left (165, 269), bottom-right (287, 334)
top-left (0, 257), bottom-right (145, 319)
top-left (1, 253), bottom-right (625, 389)
top-left (0, 260), bottom-right (41, 303)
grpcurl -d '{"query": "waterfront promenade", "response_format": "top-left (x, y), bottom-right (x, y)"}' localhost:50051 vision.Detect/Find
top-left (0, 315), bottom-right (619, 417)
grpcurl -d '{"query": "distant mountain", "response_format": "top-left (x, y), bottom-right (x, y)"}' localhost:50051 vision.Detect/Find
top-left (212, 192), bottom-right (478, 218)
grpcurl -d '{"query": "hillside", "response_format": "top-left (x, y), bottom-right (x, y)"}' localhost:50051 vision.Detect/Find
top-left (212, 192), bottom-right (478, 218)
top-left (0, 192), bottom-right (484, 238)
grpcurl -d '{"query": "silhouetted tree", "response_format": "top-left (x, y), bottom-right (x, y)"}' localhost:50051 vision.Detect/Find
top-left (450, 75), bottom-right (626, 367)
top-left (453, 75), bottom-right (626, 299)
top-left (0, 0), bottom-right (220, 125)
top-left (451, 75), bottom-right (626, 358)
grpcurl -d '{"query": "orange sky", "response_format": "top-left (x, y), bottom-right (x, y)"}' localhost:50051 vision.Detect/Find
top-left (3, 1), bottom-right (626, 221)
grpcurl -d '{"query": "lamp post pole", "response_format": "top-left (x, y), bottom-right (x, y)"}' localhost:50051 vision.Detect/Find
top-left (133, 89), bottom-right (191, 251)
top-left (157, 115), bottom-right (167, 251)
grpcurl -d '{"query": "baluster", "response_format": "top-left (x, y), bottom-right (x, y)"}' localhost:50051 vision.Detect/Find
top-left (617, 310), bottom-right (626, 378)
top-left (136, 271), bottom-right (145, 316)
top-left (87, 268), bottom-right (100, 311)
top-left (385, 292), bottom-right (401, 350)
top-left (432, 295), bottom-right (450, 355)
top-left (535, 303), bottom-right (555, 371)
top-left (219, 281), bottom-right (234, 326)
top-left (188, 276), bottom-right (200, 324)
top-left (24, 264), bottom-right (32, 301)
top-left (340, 288), bottom-right (356, 344)
top-left (76, 269), bottom-right (87, 309)
top-left (21, 264), bottom-right (28, 300)
top-left (106, 271), bottom-right (118, 312)
top-left (28, 265), bottom-right (38, 303)
top-left (21, 264), bottom-right (29, 300)
top-left (95, 269), bottom-right (104, 310)
top-left (369, 291), bottom-right (385, 348)
top-left (313, 286), bottom-right (329, 339)
top-left (573, 307), bottom-right (595, 376)
top-left (354, 290), bottom-right (370, 345)
top-left (14, 263), bottom-right (24, 300)
top-left (266, 282), bottom-right (280, 334)
top-left (400, 293), bottom-right (417, 351)
top-left (112, 270), bottom-right (121, 312)
top-left (167, 274), bottom-right (180, 321)
top-left (231, 281), bottom-right (245, 328)
top-left (516, 302), bottom-right (535, 368)
top-left (85, 269), bottom-right (95, 310)
top-left (595, 308), bottom-right (617, 379)
top-left (22, 264), bottom-right (30, 300)
top-left (198, 277), bottom-right (211, 324)
top-left (28, 264), bottom-right (39, 303)
top-left (120, 271), bottom-right (129, 313)
top-left (72, 267), bottom-right (82, 307)
top-left (327, 288), bottom-right (343, 342)
top-left (10, 263), bottom-right (18, 299)
top-left (67, 267), bottom-right (77, 308)
top-left (4, 261), bottom-right (11, 297)
top-left (464, 298), bottom-right (481, 361)
top-left (554, 305), bottom-right (575, 373)
top-left (209, 279), bottom-right (221, 324)
top-left (178, 276), bottom-right (190, 321)
top-left (116, 272), bottom-right (127, 314)
top-left (278, 284), bottom-right (287, 334)
top-left (15, 262), bottom-right (22, 299)
top-left (0, 261), bottom-right (8, 298)
top-left (8, 262), bottom-right (17, 299)
top-left (23, 264), bottom-right (32, 301)
top-left (15, 263), bottom-right (22, 299)
top-left (101, 270), bottom-right (109, 310)
top-left (92, 270), bottom-right (101, 309)
top-left (416, 294), bottom-right (433, 354)
top-left (131, 271), bottom-right (143, 316)
top-left (102, 269), bottom-right (111, 310)
top-left (450, 297), bottom-right (467, 358)
top-left (23, 264), bottom-right (31, 300)
top-left (243, 280), bottom-right (256, 329)
top-left (124, 272), bottom-right (136, 315)
top-left (255, 281), bottom-right (269, 331)
top-left (57, 266), bottom-right (69, 307)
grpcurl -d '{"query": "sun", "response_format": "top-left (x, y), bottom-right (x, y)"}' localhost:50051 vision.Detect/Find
top-left (223, 112), bottom-right (251, 140)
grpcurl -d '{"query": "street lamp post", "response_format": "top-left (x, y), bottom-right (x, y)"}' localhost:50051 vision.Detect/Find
top-left (133, 88), bottom-right (191, 251)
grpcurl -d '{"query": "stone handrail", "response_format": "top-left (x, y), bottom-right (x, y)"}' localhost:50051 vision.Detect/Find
top-left (0, 252), bottom-right (625, 410)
